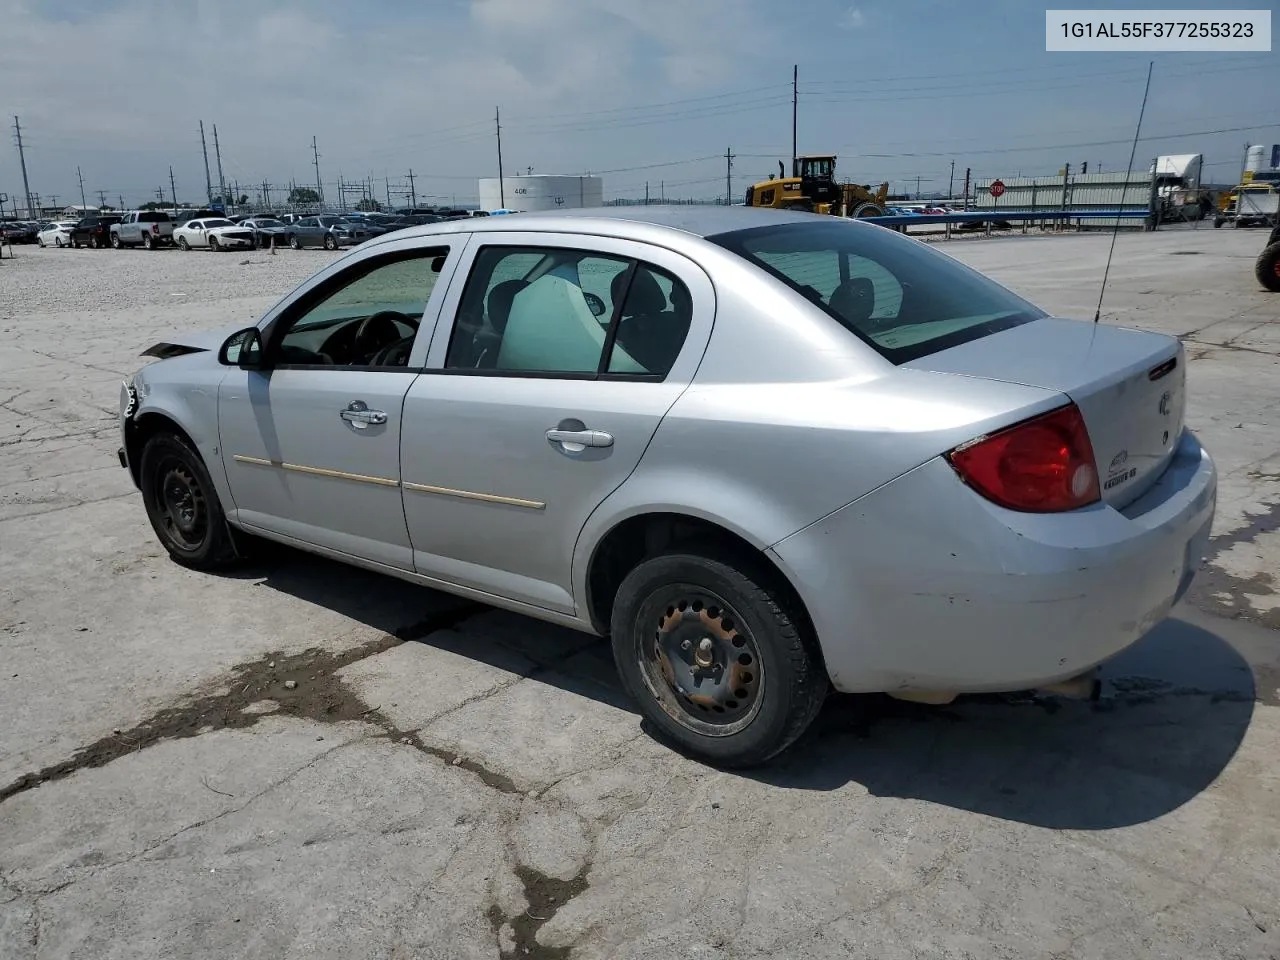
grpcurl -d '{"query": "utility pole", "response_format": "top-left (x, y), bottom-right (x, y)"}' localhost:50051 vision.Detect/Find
top-left (949, 160), bottom-right (955, 199)
top-left (199, 121), bottom-right (213, 205)
top-left (47, 194), bottom-right (58, 210)
top-left (385, 176), bottom-right (392, 210)
top-left (791, 65), bottom-right (799, 177)
top-left (262, 180), bottom-right (271, 209)
top-left (77, 166), bottom-right (87, 209)
top-left (645, 182), bottom-right (650, 206)
top-left (406, 169), bottom-right (417, 209)
top-left (12, 117), bottom-right (34, 217)
top-left (311, 136), bottom-right (323, 205)
top-left (117, 194), bottom-right (124, 212)
top-left (212, 124), bottom-right (226, 208)
top-left (169, 166), bottom-right (178, 210)
top-left (915, 175), bottom-right (922, 199)
top-left (96, 190), bottom-right (108, 208)
top-left (724, 146), bottom-right (735, 206)
top-left (495, 106), bottom-right (505, 208)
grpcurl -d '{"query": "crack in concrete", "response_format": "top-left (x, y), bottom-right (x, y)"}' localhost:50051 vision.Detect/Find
top-left (487, 864), bottom-right (590, 960)
top-left (0, 603), bottom-right (483, 805)
top-left (1187, 498), bottom-right (1280, 633)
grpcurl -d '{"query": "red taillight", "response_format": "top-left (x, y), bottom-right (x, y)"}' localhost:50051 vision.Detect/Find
top-left (151, 223), bottom-right (160, 234)
top-left (946, 404), bottom-right (1100, 512)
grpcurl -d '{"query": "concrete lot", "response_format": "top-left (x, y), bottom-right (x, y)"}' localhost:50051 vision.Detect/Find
top-left (1, 226), bottom-right (1278, 959)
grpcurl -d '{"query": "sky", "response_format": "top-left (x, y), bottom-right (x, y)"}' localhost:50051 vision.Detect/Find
top-left (1, 0), bottom-right (1276, 210)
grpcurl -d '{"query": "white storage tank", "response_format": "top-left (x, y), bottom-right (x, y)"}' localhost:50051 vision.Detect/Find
top-left (477, 175), bottom-right (603, 213)
top-left (1245, 144), bottom-right (1267, 174)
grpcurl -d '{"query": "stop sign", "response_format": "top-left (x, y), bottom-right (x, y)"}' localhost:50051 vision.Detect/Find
top-left (989, 179), bottom-right (1006, 198)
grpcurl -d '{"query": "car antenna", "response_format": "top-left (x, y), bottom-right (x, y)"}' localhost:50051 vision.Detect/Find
top-left (1095, 60), bottom-right (1154, 324)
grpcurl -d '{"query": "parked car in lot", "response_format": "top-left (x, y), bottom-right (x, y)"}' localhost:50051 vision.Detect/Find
top-left (173, 217), bottom-right (256, 251)
top-left (281, 215), bottom-right (364, 250)
top-left (70, 215), bottom-right (123, 248)
top-left (4, 220), bottom-right (41, 243)
top-left (37, 220), bottom-right (78, 247)
top-left (239, 217), bottom-right (290, 249)
top-left (111, 211), bottom-right (176, 249)
top-left (118, 207), bottom-right (1216, 767)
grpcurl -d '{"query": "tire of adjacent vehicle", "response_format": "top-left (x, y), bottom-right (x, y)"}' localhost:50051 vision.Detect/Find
top-left (178, 236), bottom-right (190, 251)
top-left (139, 432), bottom-right (238, 570)
top-left (610, 548), bottom-right (828, 768)
top-left (208, 236), bottom-right (220, 252)
top-left (143, 233), bottom-right (155, 250)
top-left (323, 234), bottom-right (338, 251)
top-left (1257, 242), bottom-right (1280, 293)
top-left (111, 233), bottom-right (122, 249)
top-left (289, 234), bottom-right (301, 250)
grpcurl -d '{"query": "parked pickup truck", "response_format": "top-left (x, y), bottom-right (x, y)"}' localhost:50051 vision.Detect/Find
top-left (110, 211), bottom-right (175, 249)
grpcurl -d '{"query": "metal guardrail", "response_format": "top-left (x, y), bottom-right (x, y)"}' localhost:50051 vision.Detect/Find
top-left (861, 209), bottom-right (1151, 227)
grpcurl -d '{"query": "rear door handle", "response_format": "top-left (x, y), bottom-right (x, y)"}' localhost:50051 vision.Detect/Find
top-left (340, 400), bottom-right (387, 429)
top-left (546, 428), bottom-right (613, 450)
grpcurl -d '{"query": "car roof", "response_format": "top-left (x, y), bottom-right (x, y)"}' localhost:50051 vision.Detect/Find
top-left (365, 205), bottom-right (822, 247)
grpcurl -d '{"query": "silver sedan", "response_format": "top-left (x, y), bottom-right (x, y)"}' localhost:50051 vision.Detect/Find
top-left (117, 207), bottom-right (1216, 766)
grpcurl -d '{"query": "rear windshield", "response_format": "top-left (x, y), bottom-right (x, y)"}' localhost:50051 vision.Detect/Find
top-left (708, 221), bottom-right (1045, 364)
top-left (138, 212), bottom-right (170, 223)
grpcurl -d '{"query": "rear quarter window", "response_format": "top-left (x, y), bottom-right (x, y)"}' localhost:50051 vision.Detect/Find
top-left (709, 221), bottom-right (1046, 364)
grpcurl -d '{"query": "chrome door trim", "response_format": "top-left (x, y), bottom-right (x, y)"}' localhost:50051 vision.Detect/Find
top-left (402, 481), bottom-right (545, 510)
top-left (232, 454), bottom-right (400, 487)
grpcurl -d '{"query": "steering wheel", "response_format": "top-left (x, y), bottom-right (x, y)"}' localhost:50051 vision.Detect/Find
top-left (351, 311), bottom-right (414, 362)
top-left (371, 335), bottom-right (415, 367)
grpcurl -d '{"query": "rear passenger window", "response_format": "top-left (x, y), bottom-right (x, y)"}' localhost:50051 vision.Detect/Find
top-left (445, 247), bottom-right (693, 380)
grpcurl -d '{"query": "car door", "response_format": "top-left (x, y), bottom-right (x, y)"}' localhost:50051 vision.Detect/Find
top-left (217, 238), bottom-right (461, 569)
top-left (401, 232), bottom-right (713, 614)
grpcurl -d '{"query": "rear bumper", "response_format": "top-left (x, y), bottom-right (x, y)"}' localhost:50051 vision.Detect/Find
top-left (769, 429), bottom-right (1217, 694)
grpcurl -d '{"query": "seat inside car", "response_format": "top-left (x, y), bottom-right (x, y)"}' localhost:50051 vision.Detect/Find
top-left (498, 272), bottom-right (644, 373)
top-left (611, 267), bottom-right (690, 375)
top-left (471, 278), bottom-right (528, 367)
top-left (829, 276), bottom-right (876, 328)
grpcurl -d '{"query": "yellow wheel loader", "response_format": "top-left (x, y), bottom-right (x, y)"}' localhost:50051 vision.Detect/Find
top-left (745, 155), bottom-right (888, 218)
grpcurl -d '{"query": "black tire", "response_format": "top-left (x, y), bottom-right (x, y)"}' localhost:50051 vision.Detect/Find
top-left (1213, 217), bottom-right (1224, 229)
top-left (850, 202), bottom-right (885, 218)
top-left (208, 236), bottom-right (220, 252)
top-left (1257, 242), bottom-right (1280, 293)
top-left (143, 233), bottom-right (155, 250)
top-left (111, 233), bottom-right (122, 249)
top-left (289, 234), bottom-right (301, 250)
top-left (139, 432), bottom-right (238, 570)
top-left (610, 548), bottom-right (828, 768)
top-left (323, 233), bottom-right (338, 251)
top-left (178, 236), bottom-right (190, 251)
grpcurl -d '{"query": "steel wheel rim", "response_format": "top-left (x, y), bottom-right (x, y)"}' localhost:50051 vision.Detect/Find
top-left (635, 584), bottom-right (764, 737)
top-left (153, 457), bottom-right (208, 552)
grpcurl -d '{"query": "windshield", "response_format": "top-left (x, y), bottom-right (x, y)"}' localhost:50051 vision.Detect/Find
top-left (204, 218), bottom-right (234, 228)
top-left (709, 221), bottom-right (1045, 364)
top-left (255, 219), bottom-right (284, 227)
top-left (318, 216), bottom-right (343, 227)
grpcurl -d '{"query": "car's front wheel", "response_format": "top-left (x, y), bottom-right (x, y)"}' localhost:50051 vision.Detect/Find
top-left (139, 432), bottom-right (238, 570)
top-left (208, 236), bottom-right (220, 252)
top-left (289, 234), bottom-right (301, 250)
top-left (611, 549), bottom-right (828, 768)
top-left (323, 234), bottom-right (338, 251)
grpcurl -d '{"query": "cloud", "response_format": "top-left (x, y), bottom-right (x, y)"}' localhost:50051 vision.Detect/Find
top-left (841, 6), bottom-right (866, 29)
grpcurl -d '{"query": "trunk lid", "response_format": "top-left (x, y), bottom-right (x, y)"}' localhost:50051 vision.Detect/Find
top-left (905, 317), bottom-right (1184, 508)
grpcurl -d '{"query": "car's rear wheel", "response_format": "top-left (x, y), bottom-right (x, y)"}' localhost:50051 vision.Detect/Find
top-left (323, 234), bottom-right (338, 251)
top-left (289, 234), bottom-right (301, 250)
top-left (111, 233), bottom-right (122, 249)
top-left (178, 236), bottom-right (190, 251)
top-left (139, 432), bottom-right (238, 570)
top-left (611, 549), bottom-right (828, 767)
top-left (1257, 242), bottom-right (1280, 293)
top-left (143, 233), bottom-right (155, 250)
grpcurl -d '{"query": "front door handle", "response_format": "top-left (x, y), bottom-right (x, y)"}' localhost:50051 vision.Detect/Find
top-left (546, 428), bottom-right (613, 450)
top-left (340, 400), bottom-right (387, 429)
